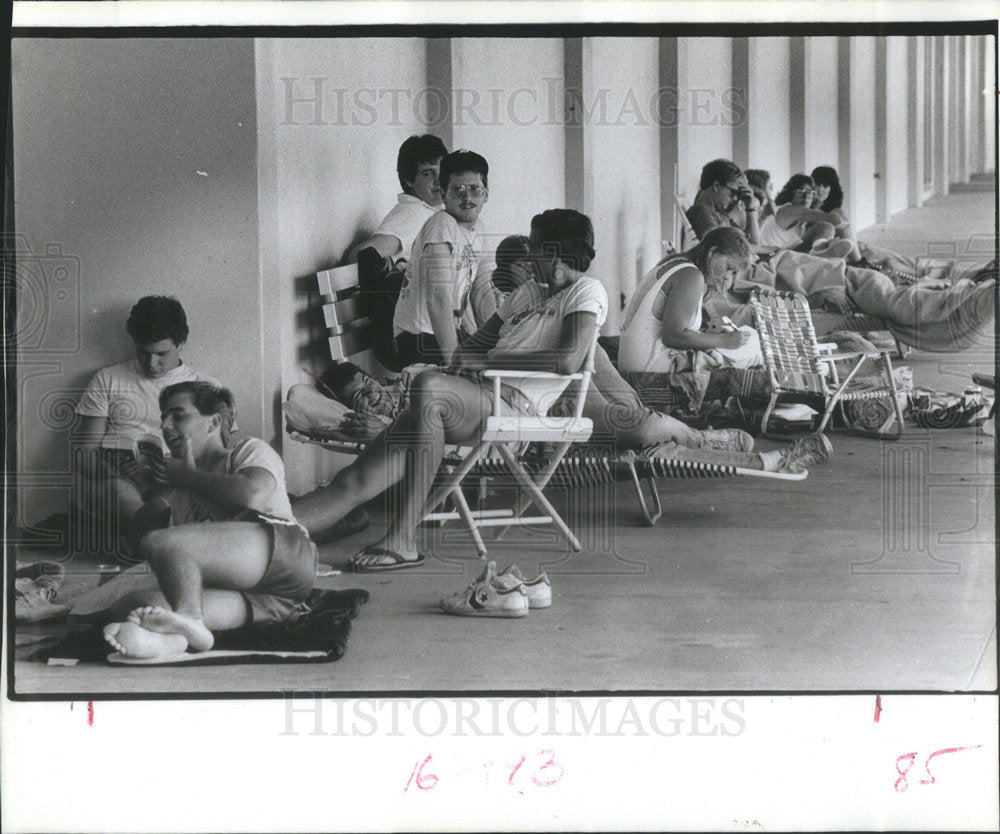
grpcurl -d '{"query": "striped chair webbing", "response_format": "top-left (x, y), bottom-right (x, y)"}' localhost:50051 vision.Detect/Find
top-left (752, 292), bottom-right (828, 395)
top-left (470, 450), bottom-right (614, 488)
top-left (642, 457), bottom-right (740, 479)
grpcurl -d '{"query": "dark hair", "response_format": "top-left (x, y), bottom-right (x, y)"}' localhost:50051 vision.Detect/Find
top-left (396, 134), bottom-right (448, 194)
top-left (439, 149), bottom-right (489, 192)
top-left (492, 235), bottom-right (532, 295)
top-left (318, 361), bottom-right (367, 400)
top-left (529, 209), bottom-right (596, 274)
top-left (810, 165), bottom-right (844, 211)
top-left (744, 169), bottom-right (771, 192)
top-left (699, 159), bottom-right (742, 191)
top-left (125, 296), bottom-right (189, 345)
top-left (159, 381), bottom-right (236, 446)
top-left (774, 174), bottom-right (816, 206)
top-left (685, 226), bottom-right (752, 276)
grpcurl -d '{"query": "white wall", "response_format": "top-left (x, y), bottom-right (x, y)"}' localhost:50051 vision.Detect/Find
top-left (747, 38), bottom-right (792, 182)
top-left (848, 38), bottom-right (879, 232)
top-left (588, 37), bottom-right (662, 330)
top-left (12, 38), bottom-right (261, 521)
top-left (804, 37), bottom-right (840, 180)
top-left (676, 37), bottom-right (735, 204)
top-left (451, 37), bottom-right (566, 249)
top-left (255, 37), bottom-right (429, 493)
top-left (885, 37), bottom-right (911, 217)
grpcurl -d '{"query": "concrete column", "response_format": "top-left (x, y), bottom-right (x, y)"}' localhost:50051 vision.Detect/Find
top-left (789, 37), bottom-right (806, 175)
top-left (957, 35), bottom-right (972, 184)
top-left (731, 37), bottom-right (749, 168)
top-left (425, 38), bottom-right (453, 149)
top-left (836, 37), bottom-right (853, 218)
top-left (659, 37), bottom-right (680, 249)
top-left (933, 37), bottom-right (950, 196)
top-left (874, 38), bottom-right (889, 223)
top-left (906, 36), bottom-right (924, 208)
top-left (563, 37), bottom-right (593, 218)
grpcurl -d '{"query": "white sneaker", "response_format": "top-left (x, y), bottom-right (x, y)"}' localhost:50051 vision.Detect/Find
top-left (494, 564), bottom-right (552, 609)
top-left (440, 561), bottom-right (529, 618)
top-left (776, 433), bottom-right (833, 473)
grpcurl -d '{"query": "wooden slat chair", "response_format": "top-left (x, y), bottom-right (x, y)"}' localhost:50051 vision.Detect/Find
top-left (749, 289), bottom-right (905, 439)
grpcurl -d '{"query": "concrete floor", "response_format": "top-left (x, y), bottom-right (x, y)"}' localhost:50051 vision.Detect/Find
top-left (11, 188), bottom-right (997, 695)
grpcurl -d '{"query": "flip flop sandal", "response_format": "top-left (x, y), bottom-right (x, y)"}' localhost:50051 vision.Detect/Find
top-left (347, 547), bottom-right (426, 573)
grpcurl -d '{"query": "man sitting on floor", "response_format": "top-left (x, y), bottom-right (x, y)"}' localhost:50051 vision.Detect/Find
top-left (103, 381), bottom-right (316, 659)
top-left (71, 296), bottom-right (225, 556)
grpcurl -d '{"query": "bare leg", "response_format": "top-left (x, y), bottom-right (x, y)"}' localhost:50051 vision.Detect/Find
top-left (379, 372), bottom-right (492, 558)
top-left (129, 521), bottom-right (274, 652)
top-left (290, 420), bottom-right (414, 538)
top-left (584, 384), bottom-right (704, 447)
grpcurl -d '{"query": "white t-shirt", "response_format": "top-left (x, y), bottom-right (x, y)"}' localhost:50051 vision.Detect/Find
top-left (75, 359), bottom-right (219, 450)
top-left (494, 276), bottom-right (608, 414)
top-left (373, 193), bottom-right (439, 265)
top-left (393, 210), bottom-right (491, 338)
top-left (167, 436), bottom-right (298, 526)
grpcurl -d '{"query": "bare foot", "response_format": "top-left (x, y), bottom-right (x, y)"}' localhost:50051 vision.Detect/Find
top-left (103, 621), bottom-right (188, 658)
top-left (129, 605), bottom-right (214, 653)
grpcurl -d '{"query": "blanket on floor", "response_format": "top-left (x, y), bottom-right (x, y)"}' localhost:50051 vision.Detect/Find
top-left (33, 588), bottom-right (369, 666)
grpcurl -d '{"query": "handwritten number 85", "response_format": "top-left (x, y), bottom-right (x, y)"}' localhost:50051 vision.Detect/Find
top-left (894, 746), bottom-right (982, 793)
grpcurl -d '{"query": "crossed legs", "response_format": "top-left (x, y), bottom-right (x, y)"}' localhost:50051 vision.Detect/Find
top-left (103, 521), bottom-right (271, 657)
top-left (290, 371), bottom-right (493, 565)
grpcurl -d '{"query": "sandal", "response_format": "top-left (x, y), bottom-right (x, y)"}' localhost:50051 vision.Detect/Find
top-left (347, 546), bottom-right (426, 573)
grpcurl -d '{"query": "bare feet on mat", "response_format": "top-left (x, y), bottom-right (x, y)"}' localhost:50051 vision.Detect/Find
top-left (128, 604), bottom-right (214, 653)
top-left (103, 621), bottom-right (188, 658)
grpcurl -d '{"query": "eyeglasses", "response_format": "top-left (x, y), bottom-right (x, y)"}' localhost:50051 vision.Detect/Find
top-left (446, 184), bottom-right (486, 199)
top-left (794, 187), bottom-right (816, 196)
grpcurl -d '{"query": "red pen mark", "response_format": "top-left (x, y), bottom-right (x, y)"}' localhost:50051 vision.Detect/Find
top-left (895, 745), bottom-right (983, 792)
top-left (530, 749), bottom-right (565, 787)
top-left (87, 701), bottom-right (94, 726)
top-left (874, 695), bottom-right (882, 723)
top-left (404, 754), bottom-right (438, 793)
top-left (508, 754), bottom-right (526, 786)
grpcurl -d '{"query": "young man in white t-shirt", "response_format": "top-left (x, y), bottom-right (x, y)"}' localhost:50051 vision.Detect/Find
top-left (347, 134), bottom-right (448, 266)
top-left (292, 209), bottom-right (604, 572)
top-left (72, 296), bottom-right (222, 555)
top-left (102, 381), bottom-right (316, 658)
top-left (392, 148), bottom-right (497, 367)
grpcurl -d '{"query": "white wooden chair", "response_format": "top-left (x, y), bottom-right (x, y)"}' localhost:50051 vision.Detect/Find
top-left (289, 266), bottom-right (602, 557)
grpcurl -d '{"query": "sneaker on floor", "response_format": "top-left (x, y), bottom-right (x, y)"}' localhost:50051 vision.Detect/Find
top-left (15, 579), bottom-right (70, 623)
top-left (699, 428), bottom-right (755, 453)
top-left (15, 561), bottom-right (65, 597)
top-left (776, 433), bottom-right (833, 474)
top-left (494, 564), bottom-right (552, 609)
top-left (440, 561), bottom-right (528, 618)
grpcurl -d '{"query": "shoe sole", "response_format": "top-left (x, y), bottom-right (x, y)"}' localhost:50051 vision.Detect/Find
top-left (439, 601), bottom-right (528, 618)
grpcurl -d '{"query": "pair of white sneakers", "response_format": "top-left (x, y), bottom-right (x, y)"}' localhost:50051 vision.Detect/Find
top-left (440, 561), bottom-right (552, 618)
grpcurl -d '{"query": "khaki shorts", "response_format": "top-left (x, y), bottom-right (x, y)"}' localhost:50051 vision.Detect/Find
top-left (241, 512), bottom-right (317, 624)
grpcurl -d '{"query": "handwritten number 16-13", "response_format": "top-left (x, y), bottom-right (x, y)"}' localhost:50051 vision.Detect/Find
top-left (404, 750), bottom-right (564, 792)
top-left (894, 746), bottom-right (983, 793)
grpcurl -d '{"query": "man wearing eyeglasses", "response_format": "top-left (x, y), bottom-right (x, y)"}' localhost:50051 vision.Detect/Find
top-left (686, 158), bottom-right (762, 246)
top-left (393, 149), bottom-right (495, 366)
